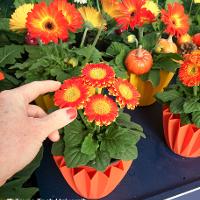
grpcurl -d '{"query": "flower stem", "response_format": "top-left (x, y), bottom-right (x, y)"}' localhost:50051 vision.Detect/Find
top-left (189, 0), bottom-right (193, 15)
top-left (96, 125), bottom-right (101, 133)
top-left (78, 110), bottom-right (89, 128)
top-left (96, 0), bottom-right (100, 11)
top-left (193, 86), bottom-right (198, 97)
top-left (92, 27), bottom-right (103, 47)
top-left (139, 27), bottom-right (144, 44)
top-left (80, 27), bottom-right (89, 48)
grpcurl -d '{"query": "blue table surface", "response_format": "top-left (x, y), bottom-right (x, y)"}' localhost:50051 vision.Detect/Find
top-left (36, 103), bottom-right (200, 200)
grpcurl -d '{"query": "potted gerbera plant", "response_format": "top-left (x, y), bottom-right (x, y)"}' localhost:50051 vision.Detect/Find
top-left (156, 50), bottom-right (200, 158)
top-left (51, 62), bottom-right (145, 199)
top-left (100, 0), bottom-right (188, 106)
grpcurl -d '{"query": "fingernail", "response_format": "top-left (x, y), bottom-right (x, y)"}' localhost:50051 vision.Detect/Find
top-left (66, 108), bottom-right (77, 120)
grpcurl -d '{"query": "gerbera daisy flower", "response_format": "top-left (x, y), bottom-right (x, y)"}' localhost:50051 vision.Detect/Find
top-left (161, 2), bottom-right (189, 37)
top-left (184, 50), bottom-right (200, 67)
top-left (78, 7), bottom-right (106, 29)
top-left (0, 71), bottom-right (5, 81)
top-left (109, 78), bottom-right (140, 109)
top-left (82, 63), bottom-right (115, 88)
top-left (84, 94), bottom-right (118, 126)
top-left (179, 61), bottom-right (200, 87)
top-left (101, 0), bottom-right (122, 18)
top-left (115, 0), bottom-right (155, 31)
top-left (10, 3), bottom-right (34, 32)
top-left (50, 0), bottom-right (83, 33)
top-left (54, 77), bottom-right (90, 109)
top-left (26, 2), bottom-right (68, 44)
top-left (143, 0), bottom-right (160, 17)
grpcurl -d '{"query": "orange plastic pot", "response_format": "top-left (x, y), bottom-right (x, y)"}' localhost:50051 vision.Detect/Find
top-left (129, 70), bottom-right (174, 106)
top-left (53, 156), bottom-right (132, 199)
top-left (163, 107), bottom-right (200, 158)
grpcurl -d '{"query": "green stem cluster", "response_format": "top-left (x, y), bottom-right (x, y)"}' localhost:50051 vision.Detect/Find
top-left (189, 0), bottom-right (193, 15)
top-left (80, 27), bottom-right (89, 48)
top-left (193, 86), bottom-right (198, 97)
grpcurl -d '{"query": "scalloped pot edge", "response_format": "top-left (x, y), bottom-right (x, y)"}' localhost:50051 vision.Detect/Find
top-left (163, 107), bottom-right (200, 158)
top-left (53, 156), bottom-right (133, 199)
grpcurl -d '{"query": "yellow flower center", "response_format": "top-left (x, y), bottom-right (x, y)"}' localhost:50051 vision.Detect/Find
top-left (63, 86), bottom-right (80, 102)
top-left (187, 65), bottom-right (198, 76)
top-left (92, 99), bottom-right (111, 115)
top-left (171, 14), bottom-right (182, 28)
top-left (89, 68), bottom-right (107, 80)
top-left (118, 84), bottom-right (133, 99)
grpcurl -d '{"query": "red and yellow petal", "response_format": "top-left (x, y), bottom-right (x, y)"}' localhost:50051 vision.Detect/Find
top-left (26, 2), bottom-right (68, 44)
top-left (0, 71), bottom-right (5, 81)
top-left (179, 62), bottom-right (200, 87)
top-left (84, 94), bottom-right (118, 126)
top-left (161, 2), bottom-right (189, 37)
top-left (109, 78), bottom-right (140, 109)
top-left (50, 0), bottom-right (83, 33)
top-left (82, 63), bottom-right (115, 88)
top-left (54, 77), bottom-right (90, 109)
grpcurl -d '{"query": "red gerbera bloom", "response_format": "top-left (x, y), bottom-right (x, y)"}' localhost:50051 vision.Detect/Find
top-left (193, 33), bottom-right (200, 47)
top-left (54, 77), bottom-right (90, 109)
top-left (108, 78), bottom-right (140, 109)
top-left (26, 2), bottom-right (68, 44)
top-left (0, 71), bottom-right (5, 81)
top-left (115, 0), bottom-right (155, 31)
top-left (84, 94), bottom-right (118, 126)
top-left (50, 0), bottom-right (83, 33)
top-left (179, 61), bottom-right (200, 87)
top-left (82, 63), bottom-right (115, 88)
top-left (161, 2), bottom-right (189, 37)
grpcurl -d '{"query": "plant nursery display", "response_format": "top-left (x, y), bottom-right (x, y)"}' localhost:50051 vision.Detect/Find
top-left (0, 0), bottom-right (200, 199)
top-left (156, 50), bottom-right (200, 158)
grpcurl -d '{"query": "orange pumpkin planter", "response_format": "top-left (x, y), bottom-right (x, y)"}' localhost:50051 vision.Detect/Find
top-left (53, 156), bottom-right (133, 199)
top-left (163, 107), bottom-right (200, 158)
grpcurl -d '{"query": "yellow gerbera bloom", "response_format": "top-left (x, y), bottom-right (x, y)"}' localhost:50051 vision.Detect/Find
top-left (194, 0), bottom-right (200, 3)
top-left (143, 0), bottom-right (160, 17)
top-left (10, 3), bottom-right (34, 32)
top-left (78, 7), bottom-right (106, 29)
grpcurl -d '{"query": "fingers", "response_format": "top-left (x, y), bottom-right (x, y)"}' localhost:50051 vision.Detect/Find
top-left (27, 105), bottom-right (47, 118)
top-left (35, 107), bottom-right (77, 140)
top-left (13, 81), bottom-right (61, 103)
top-left (48, 131), bottom-right (60, 142)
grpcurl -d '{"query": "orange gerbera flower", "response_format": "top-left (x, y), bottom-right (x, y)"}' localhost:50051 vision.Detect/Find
top-left (109, 78), bottom-right (140, 109)
top-left (50, 0), bottom-right (83, 33)
top-left (26, 2), bottom-right (68, 44)
top-left (84, 94), bottom-right (118, 126)
top-left (101, 0), bottom-right (122, 18)
top-left (184, 50), bottom-right (200, 67)
top-left (115, 0), bottom-right (155, 31)
top-left (179, 62), bottom-right (200, 87)
top-left (54, 77), bottom-right (89, 109)
top-left (82, 63), bottom-right (115, 88)
top-left (0, 71), bottom-right (5, 81)
top-left (161, 2), bottom-right (189, 37)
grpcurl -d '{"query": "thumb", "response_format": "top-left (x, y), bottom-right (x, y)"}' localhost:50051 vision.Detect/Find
top-left (36, 107), bottom-right (77, 139)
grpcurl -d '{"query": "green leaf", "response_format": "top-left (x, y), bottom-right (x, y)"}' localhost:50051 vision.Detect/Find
top-left (165, 0), bottom-right (183, 8)
top-left (180, 114), bottom-right (191, 125)
top-left (141, 32), bottom-right (158, 51)
top-left (0, 45), bottom-right (24, 66)
top-left (183, 99), bottom-right (200, 114)
top-left (170, 97), bottom-right (185, 114)
top-left (64, 147), bottom-right (95, 168)
top-left (81, 134), bottom-right (99, 155)
top-left (14, 0), bottom-right (51, 7)
top-left (192, 112), bottom-right (200, 128)
top-left (156, 90), bottom-right (181, 103)
top-left (100, 127), bottom-right (139, 160)
top-left (51, 137), bottom-right (65, 156)
top-left (0, 0), bottom-right (14, 18)
top-left (148, 69), bottom-right (160, 87)
top-left (89, 150), bottom-right (111, 171)
top-left (106, 42), bottom-right (130, 56)
top-left (0, 18), bottom-right (9, 31)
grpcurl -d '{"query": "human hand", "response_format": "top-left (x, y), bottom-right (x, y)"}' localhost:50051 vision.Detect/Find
top-left (0, 81), bottom-right (77, 186)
